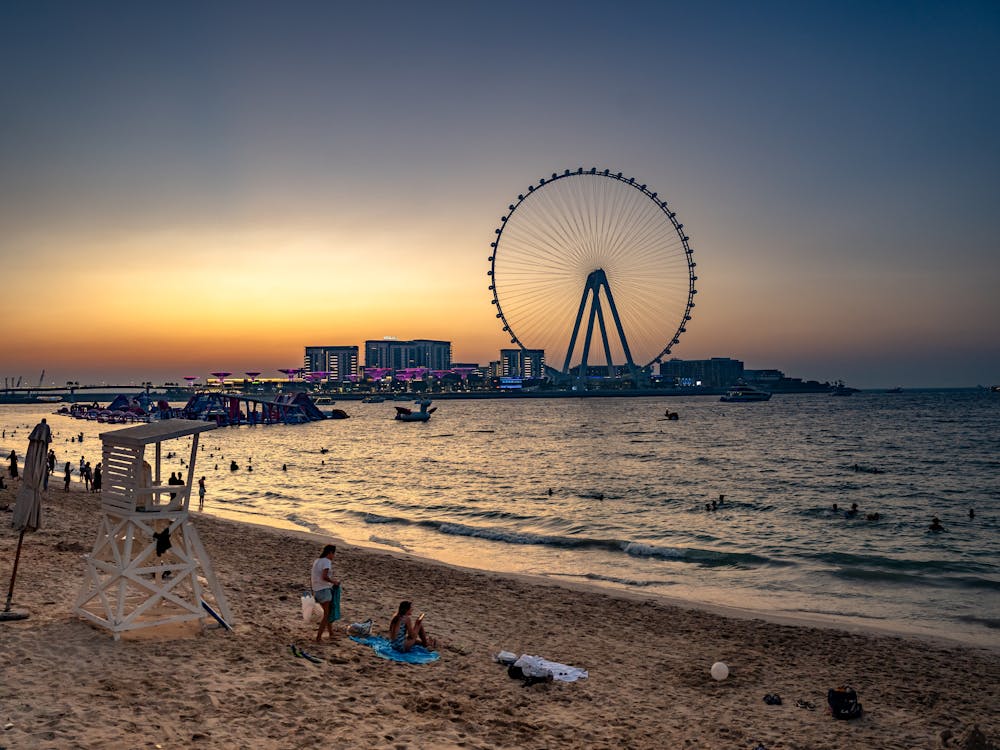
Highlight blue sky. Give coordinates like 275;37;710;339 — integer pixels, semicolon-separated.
1;1;998;387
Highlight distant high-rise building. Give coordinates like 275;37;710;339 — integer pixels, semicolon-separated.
499;348;546;378
660;357;744;388
364;338;451;374
304;346;359;382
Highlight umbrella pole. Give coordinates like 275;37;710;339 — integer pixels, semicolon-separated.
1;528;30;621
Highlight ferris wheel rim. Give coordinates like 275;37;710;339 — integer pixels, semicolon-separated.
487;168;698;370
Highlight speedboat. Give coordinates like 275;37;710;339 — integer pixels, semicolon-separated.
720;386;771;402
830;381;859;396
394;399;436;422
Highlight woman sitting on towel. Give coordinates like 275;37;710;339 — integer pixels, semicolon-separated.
389;600;436;652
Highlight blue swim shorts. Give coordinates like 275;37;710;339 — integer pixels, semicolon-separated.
314;588;333;604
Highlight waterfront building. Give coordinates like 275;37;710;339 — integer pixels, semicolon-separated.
660;357;744;388
743;369;784;384
364;338;451;374
499;348;546;379
303;346;359;382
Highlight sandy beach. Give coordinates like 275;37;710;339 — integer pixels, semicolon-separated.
1;482;997;750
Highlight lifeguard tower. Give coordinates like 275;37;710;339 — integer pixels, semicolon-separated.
75;419;233;638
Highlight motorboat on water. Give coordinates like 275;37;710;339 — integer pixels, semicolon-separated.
394;399;436;422
830;380;859;396
720;385;772;402
361;395;385;403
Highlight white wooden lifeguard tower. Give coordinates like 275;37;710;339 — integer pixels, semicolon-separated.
75;419;233;638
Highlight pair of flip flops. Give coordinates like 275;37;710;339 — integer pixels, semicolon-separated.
763;693;782;705
289;644;323;664
795;699;817;710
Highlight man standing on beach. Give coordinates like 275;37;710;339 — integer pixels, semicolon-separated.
198;476;206;511
311;544;339;643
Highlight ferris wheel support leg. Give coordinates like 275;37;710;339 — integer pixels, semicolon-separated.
563;282;593;375
578;291;601;387
594;298;616;378
599;272;636;373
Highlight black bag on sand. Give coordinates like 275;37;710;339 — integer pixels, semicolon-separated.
827;686;863;719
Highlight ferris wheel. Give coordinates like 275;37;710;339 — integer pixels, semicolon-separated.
488;168;697;378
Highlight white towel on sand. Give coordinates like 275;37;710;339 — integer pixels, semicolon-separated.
514;654;588;682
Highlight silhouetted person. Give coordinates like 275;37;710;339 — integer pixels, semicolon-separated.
928;517;944;533
845;503;859;518
832;503;839;513
230;460;238;471
969;508;975;519
8;450;18;479
63;462;71;491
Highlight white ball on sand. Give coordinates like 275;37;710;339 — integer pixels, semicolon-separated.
710;661;729;681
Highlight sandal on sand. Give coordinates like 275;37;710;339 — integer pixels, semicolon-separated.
795;699;816;710
763;693;782;705
289;644;323;664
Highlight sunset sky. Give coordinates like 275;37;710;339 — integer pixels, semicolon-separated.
2;1;998;388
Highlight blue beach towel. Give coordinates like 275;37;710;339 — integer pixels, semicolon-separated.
350;635;440;664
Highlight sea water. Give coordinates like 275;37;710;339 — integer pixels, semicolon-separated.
3;390;998;647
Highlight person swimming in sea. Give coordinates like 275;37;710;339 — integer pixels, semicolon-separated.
866;512;880;521
845;502;859;518
928;517;945;532
832;502;839;513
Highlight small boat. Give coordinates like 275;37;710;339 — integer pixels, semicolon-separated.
361;395;385;403
886;387;903;393
663;409;679;420
720;386;771;402
36;395;62;403
394;399;436;422
830;381;859;396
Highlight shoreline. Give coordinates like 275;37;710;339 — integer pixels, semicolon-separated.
202;508;999;654
3;483;998;748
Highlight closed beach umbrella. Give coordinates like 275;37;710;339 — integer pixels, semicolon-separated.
12;419;51;532
3;418;51;621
